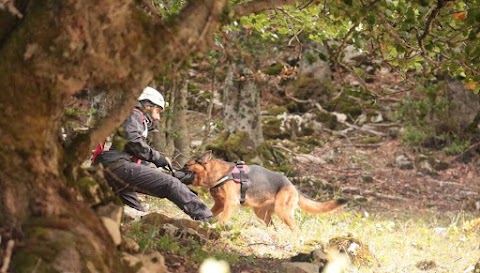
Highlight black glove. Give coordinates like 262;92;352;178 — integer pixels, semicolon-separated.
153;156;170;168
173;170;195;185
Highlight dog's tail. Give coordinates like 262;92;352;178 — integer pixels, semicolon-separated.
298;194;348;214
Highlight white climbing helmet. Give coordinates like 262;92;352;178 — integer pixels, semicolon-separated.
138;86;165;109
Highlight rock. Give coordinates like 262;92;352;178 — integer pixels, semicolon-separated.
416;260;437;270
464;265;475;273
290;248;328;264
321;251;350;273
120;235;140;253
433;227;447;236
95;202;123;246
100;217;122;246
395;154;414;170
320;150;337;163
294;154;327;165
122;252;169;273
123;205;148;222
282;262;319;273
446;77;480;133
417;160;436;176
327;235;373;266
359;175;373;183
199;258;231;273
141;252;169;273
141;213;220;240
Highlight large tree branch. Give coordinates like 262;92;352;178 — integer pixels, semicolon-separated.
233;0;300;17
64;89;140;172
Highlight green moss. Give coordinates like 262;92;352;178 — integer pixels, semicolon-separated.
296;136;324;153
329;98;363;118
304;52;318;65
263;63;284;75
11;253;57;273
265;105;288;116
357;136;382;144
315;112;338;130
257;142;295;175
188;83;201;94
207;131;257;162
262;117;289;139
402;125;430;146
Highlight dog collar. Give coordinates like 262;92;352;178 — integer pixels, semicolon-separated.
211;174;233;189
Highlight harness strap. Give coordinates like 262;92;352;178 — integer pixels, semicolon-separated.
211;174;233;189
211;162;250;204
236;164;249;204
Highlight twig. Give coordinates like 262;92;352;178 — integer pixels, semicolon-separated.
452;142;480;163
142;0;162;18
0;240;14;273
314;102;386;137
0;0;23;18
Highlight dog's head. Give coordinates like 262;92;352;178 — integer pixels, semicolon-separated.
181;150;213;188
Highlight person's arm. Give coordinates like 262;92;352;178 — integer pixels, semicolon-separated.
123;110;168;167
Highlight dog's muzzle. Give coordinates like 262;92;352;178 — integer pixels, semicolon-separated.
173;169;195;185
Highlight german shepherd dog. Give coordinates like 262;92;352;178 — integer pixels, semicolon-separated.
182;151;348;231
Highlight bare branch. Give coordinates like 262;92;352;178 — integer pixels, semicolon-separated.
166;0;227;58
0;240;14;273
0;0;23;18
64;90;139;170
418;0;455;54
142;0;162;19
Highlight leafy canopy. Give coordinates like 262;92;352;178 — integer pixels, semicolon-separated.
229;0;480;92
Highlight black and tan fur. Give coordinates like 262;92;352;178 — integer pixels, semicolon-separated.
184;151;348;231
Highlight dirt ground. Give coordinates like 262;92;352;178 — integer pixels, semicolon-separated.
301;138;480;215
155;137;480;273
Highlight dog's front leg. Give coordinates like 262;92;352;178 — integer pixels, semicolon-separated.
218;201;236;225
210;201;224;217
209;188;225;218
217;182;238;225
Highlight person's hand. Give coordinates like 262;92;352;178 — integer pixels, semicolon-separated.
153;156;169;168
173;170;195;185
165;157;172;169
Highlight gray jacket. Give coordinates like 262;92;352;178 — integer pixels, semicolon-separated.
95;104;166;166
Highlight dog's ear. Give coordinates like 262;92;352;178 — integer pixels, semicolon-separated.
197;150;213;164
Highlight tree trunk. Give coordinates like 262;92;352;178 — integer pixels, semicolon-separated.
173;79;191;167
0;0;227;271
223;61;264;152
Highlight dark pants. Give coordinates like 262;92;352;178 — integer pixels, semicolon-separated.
105;160;212;221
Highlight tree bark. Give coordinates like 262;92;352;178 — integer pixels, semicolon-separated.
224;62;264;148
0;0;300;270
173;79;191;167
0;0;227;271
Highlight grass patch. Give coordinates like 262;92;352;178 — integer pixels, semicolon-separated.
126;196;480;272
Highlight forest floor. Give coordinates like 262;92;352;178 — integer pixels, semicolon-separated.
124;135;480;273
124;64;480;272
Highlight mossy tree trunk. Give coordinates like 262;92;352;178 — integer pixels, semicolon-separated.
172;78;191;166
0;0;227;271
221;60;264;160
0;0;300;270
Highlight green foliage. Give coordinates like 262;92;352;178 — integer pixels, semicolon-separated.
392;81;469;148
442;138;470;155
402;125;431;146
262;63;284;75
228;0;479;87
151;0;186;20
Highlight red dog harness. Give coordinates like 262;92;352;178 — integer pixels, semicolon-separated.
212;161;250;204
